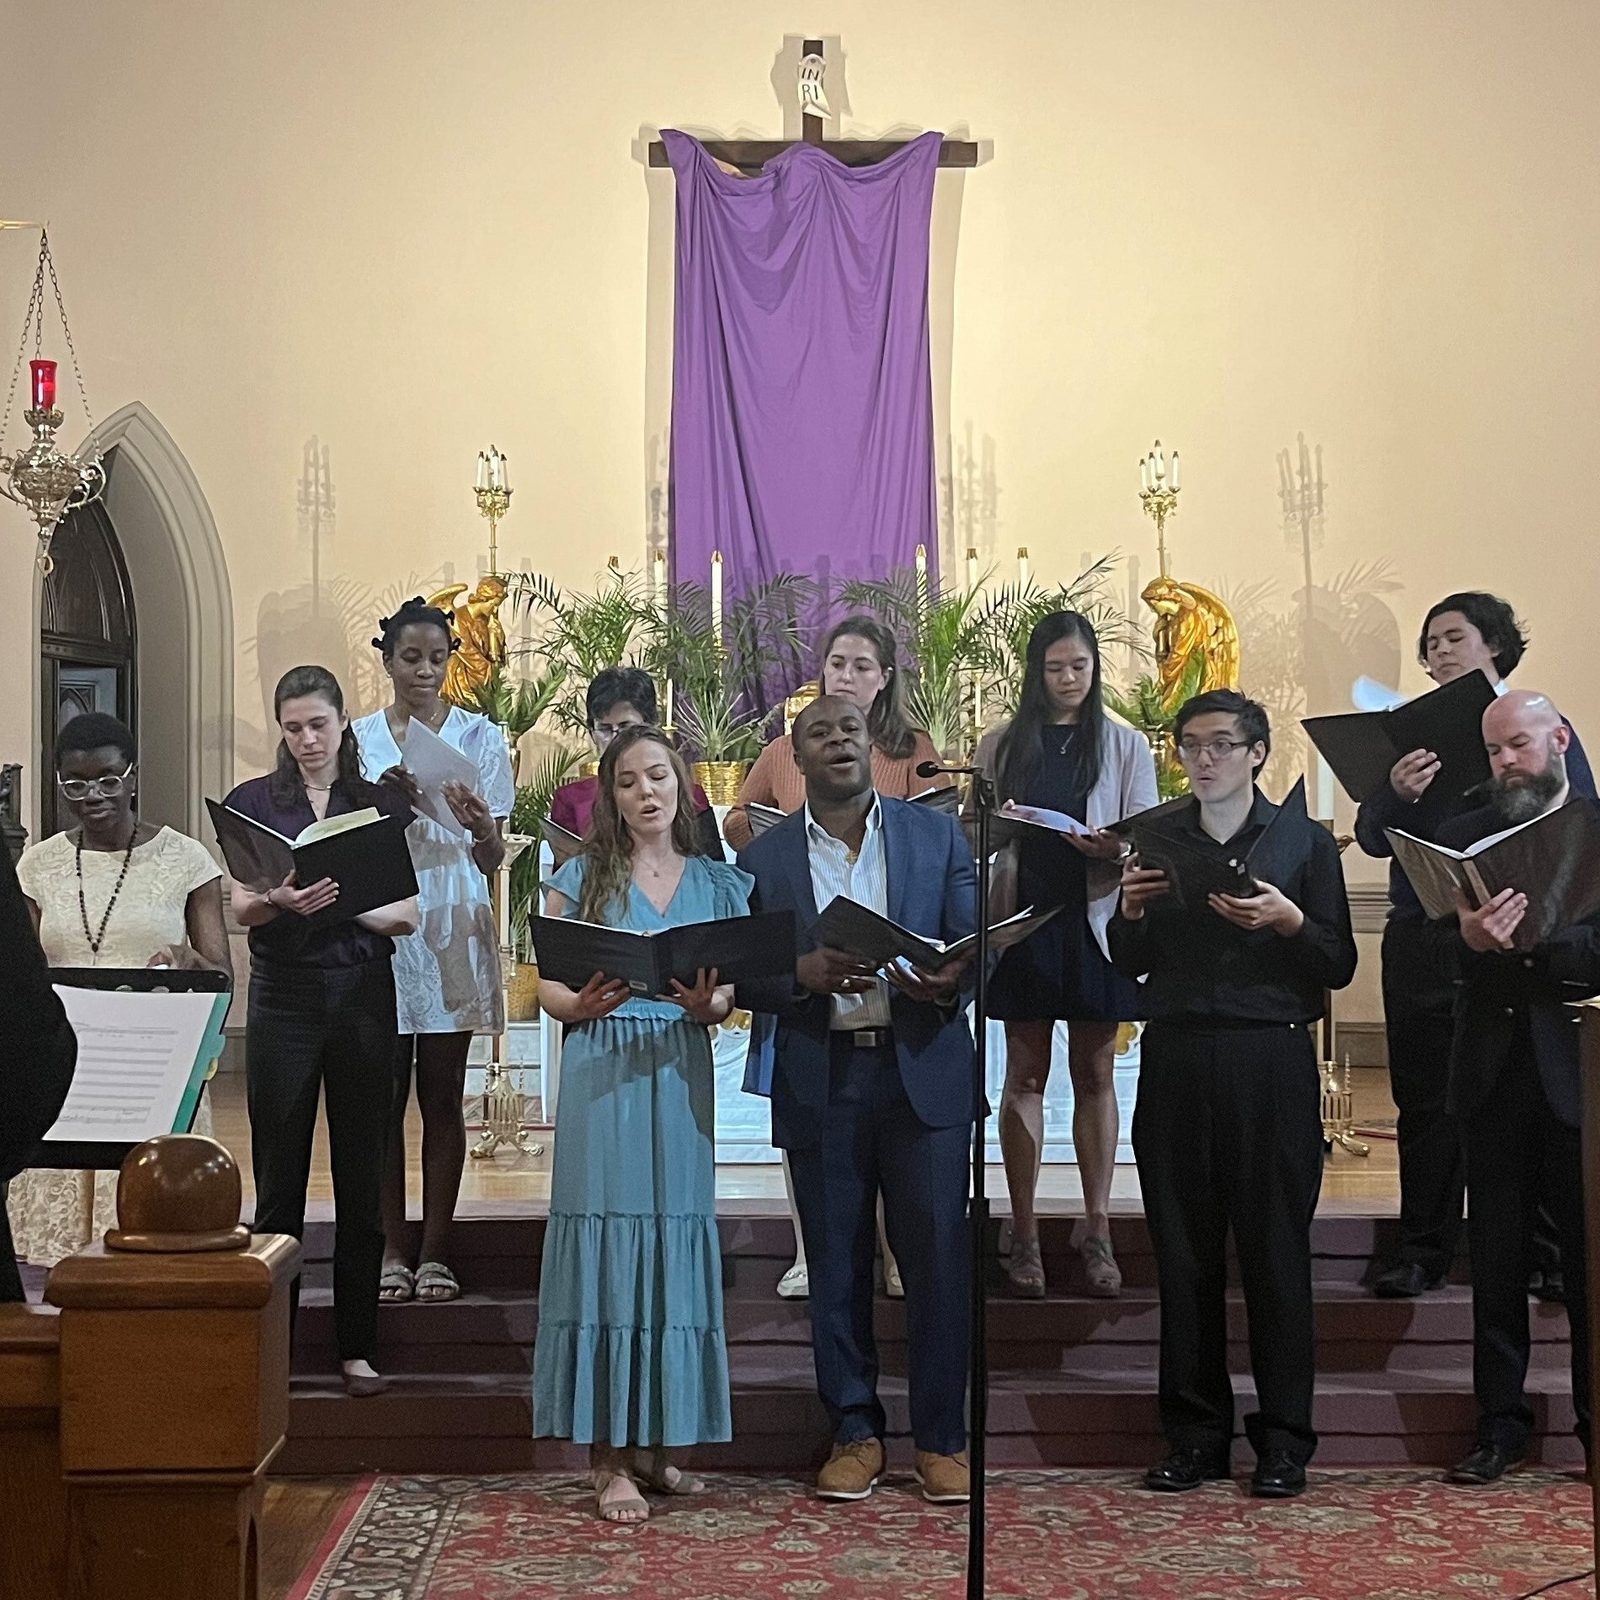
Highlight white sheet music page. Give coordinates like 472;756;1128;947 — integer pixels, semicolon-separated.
403;718;480;835
44;988;221;1143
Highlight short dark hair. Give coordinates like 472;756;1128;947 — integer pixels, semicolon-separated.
55;712;136;768
372;597;458;659
586;666;657;727
1417;592;1527;678
1173;688;1272;762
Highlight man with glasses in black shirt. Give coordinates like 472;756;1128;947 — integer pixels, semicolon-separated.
1110;690;1356;1499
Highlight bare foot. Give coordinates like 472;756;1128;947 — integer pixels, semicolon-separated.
594;1468;649;1523
633;1448;705;1495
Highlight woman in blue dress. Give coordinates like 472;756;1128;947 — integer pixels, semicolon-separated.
532;724;751;1523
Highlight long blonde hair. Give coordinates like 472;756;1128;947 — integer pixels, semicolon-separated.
576;725;704;923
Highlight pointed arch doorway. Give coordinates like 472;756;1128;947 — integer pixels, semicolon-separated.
32;403;234;839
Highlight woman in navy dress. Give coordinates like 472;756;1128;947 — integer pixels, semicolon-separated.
969;614;1157;1299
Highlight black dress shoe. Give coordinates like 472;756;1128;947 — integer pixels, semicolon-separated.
1250;1450;1307;1499
1372;1262;1443;1299
1530;1267;1566;1305
1143;1446;1232;1492
1447;1443;1525;1484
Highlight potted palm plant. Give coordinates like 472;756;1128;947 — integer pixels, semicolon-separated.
504;743;586;1020
1103;655;1206;798
644;573;817;803
463;661;567;784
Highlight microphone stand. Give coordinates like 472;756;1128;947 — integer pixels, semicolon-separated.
965;765;995;1599
920;757;993;1598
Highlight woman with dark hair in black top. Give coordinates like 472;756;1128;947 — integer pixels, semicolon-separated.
225;664;419;1396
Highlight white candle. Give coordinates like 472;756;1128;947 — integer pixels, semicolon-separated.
710;550;724;645
664;677;674;729
499;453;510;492
966;546;979;594
652;551;667;607
1140;456;1151;493
1017;546;1030;588
475;452;489;491
1154;445;1165;483
1170;451;1181;491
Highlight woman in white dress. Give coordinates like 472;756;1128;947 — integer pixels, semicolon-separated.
10;713;232;1268
352;598;513;1304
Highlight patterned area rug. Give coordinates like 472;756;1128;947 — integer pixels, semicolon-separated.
288;1469;1596;1600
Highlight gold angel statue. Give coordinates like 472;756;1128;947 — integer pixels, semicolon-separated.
1140;574;1241;709
426;575;510;707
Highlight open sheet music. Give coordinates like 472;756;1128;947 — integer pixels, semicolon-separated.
1302;670;1496;804
1385;798;1600;951
812;897;1062;971
530;909;797;993
400;717;480;835
207;798;418;924
41;984;230;1166
1124;780;1315;913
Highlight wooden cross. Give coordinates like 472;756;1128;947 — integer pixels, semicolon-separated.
647;38;979;173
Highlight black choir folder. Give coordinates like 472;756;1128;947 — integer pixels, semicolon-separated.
542;818;583;867
206;800;418;925
1124;780;1314;912
1385;798;1600;951
812;897;1063;971
1302;669;1496;805
746;786;960;838
529;909;798;994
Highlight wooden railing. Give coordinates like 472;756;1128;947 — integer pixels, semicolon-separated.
0;1137;296;1600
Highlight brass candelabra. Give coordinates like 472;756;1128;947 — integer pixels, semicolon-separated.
1320;1055;1370;1159
1138;439;1180;577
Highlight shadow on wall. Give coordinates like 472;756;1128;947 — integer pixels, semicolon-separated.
1225;558;1403;800
941;421;1002;575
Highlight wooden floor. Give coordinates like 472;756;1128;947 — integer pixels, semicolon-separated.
205;1063;1402;1218
262;1478;357;1600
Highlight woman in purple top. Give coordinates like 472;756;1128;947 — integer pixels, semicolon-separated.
225;665;419;1397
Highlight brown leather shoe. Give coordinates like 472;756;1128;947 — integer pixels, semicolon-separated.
915;1449;971;1503
817;1438;885;1500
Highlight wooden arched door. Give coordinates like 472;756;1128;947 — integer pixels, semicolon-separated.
39;501;137;839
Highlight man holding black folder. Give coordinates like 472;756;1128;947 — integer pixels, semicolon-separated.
1352;593;1595;1300
1110;690;1357;1499
1421;691;1600;1484
736;695;978;1506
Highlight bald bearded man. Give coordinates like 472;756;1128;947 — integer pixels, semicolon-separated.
1425;692;1600;1483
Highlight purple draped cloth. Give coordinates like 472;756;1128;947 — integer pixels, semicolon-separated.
662;128;942;600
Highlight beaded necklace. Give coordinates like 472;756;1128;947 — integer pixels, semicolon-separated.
76;825;138;958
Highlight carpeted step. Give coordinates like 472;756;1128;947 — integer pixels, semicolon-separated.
277;1357;1583;1475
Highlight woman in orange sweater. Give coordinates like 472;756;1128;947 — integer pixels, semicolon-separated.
727;613;951;1300
722;615;949;849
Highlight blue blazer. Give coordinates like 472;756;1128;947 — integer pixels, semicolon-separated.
735;796;979;1151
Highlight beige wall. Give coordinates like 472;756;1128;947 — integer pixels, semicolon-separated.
3;0;1596;901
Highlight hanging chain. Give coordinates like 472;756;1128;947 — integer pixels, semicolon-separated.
0;230;98;456
42;231;98;443
0;243;46;449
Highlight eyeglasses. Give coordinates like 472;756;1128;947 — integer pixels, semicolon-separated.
592;722;641;741
57;764;133;801
1176;738;1252;762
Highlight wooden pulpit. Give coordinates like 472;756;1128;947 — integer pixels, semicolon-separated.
0;1135;299;1600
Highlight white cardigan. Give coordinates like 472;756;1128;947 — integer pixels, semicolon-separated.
966;717;1159;961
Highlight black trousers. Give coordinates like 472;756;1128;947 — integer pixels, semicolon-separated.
1133;1020;1324;1462
786;1036;972;1455
1462;1050;1590;1454
246;957;397;1364
1381;920;1464;1279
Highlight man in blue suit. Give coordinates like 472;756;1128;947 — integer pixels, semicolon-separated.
737;695;978;1505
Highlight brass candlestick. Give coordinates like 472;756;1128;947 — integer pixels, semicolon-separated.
1138;439;1180;577
1320;1055;1369;1159
471;832;543;1160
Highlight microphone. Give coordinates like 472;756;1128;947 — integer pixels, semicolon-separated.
917;759;981;779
